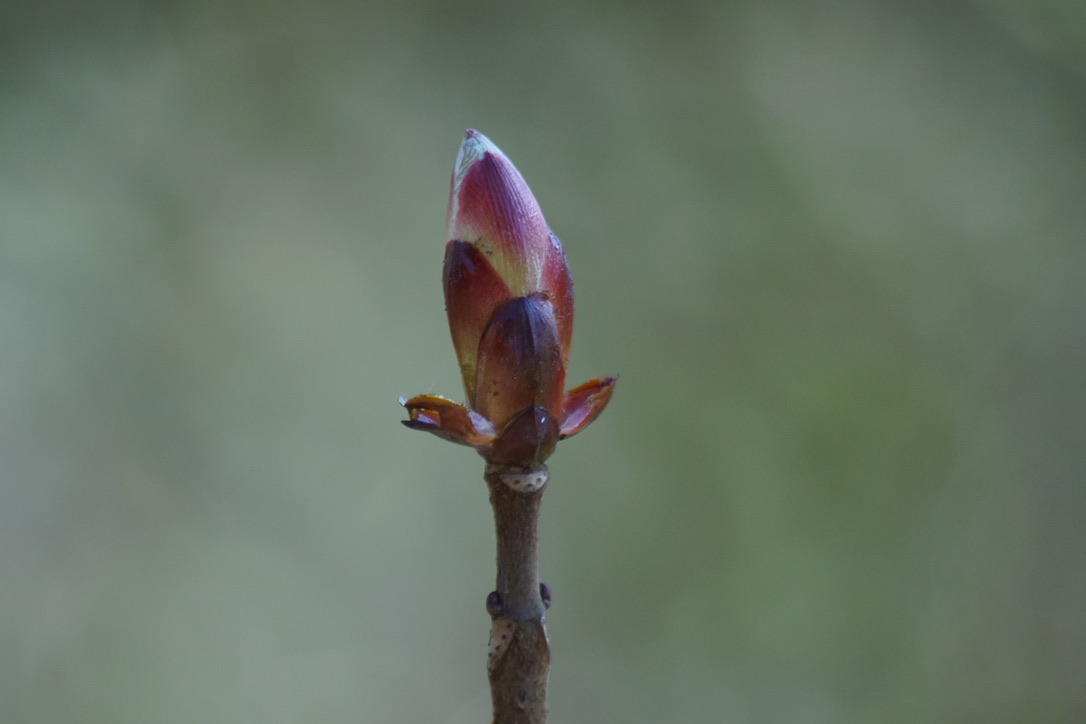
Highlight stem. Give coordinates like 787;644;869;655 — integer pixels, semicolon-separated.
484;463;551;724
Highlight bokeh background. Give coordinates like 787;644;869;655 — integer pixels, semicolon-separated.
3;0;1084;721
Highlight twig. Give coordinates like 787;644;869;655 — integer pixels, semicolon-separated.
485;464;550;723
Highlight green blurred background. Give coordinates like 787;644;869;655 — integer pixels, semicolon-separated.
3;0;1084;721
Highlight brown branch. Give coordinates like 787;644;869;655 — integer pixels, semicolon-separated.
484;463;551;724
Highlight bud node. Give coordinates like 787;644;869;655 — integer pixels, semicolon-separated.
485;462;549;494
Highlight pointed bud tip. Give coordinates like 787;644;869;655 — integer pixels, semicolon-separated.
447;130;552;297
453;129;504;190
